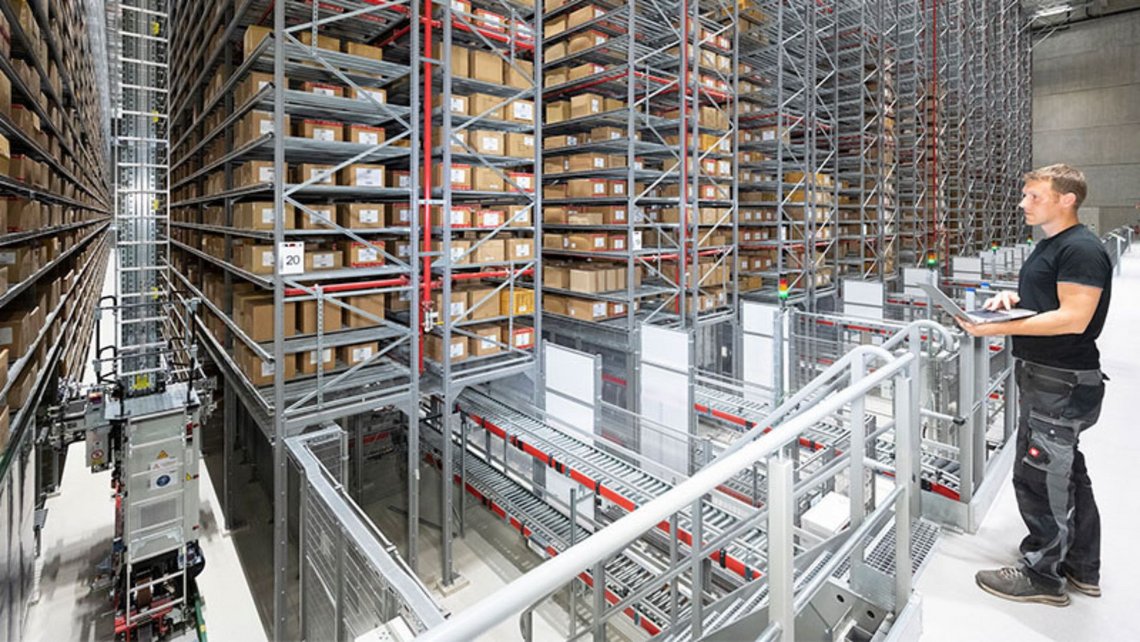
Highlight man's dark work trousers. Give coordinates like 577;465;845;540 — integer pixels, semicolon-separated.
1013;359;1106;591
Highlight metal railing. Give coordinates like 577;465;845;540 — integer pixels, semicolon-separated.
419;322;927;642
1103;226;1134;274
288;427;444;640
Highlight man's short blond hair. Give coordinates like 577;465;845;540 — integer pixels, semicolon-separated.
1023;164;1087;209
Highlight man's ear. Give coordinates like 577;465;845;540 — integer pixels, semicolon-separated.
1059;192;1078;210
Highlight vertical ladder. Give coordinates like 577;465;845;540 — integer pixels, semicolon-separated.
113;0;170;396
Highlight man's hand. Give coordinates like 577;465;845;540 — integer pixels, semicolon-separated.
956;316;990;337
983;291;1021;311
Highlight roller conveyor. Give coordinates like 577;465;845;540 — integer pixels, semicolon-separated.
458;390;772;584
423;427;690;636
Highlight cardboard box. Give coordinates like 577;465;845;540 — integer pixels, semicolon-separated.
506;100;535;124
436;44;471;77
567;153;608;172
504;59;534;89
472;129;505;156
298;348;335;375
298;299;344;334
0;134;9;176
241;245;276;274
569;268;604;293
339;341;380;367
544;265;569;289
506;133;534;158
570;93;604;118
567;4;604;27
507;205;532;227
344;41;383;61
506;238;534;261
469;93;504;120
472;209;504;228
566;233;608;251
239;161;276;186
546;101;571;123
431;206;471;228
304;248;343;271
343;241;386;267
339;164;386;187
500;289;535;315
432;290;468;322
567;297;608;321
472;167;504;192
343;294;386;328
507;172;535;193
350;87;388;105
542;233;566;250
567;179;608;198
433;164;471;191
469;325;503;356
296;119;344;142
237;344;297;387
302;82;343;98
235;202;296;230
243;25;272;58
235;294;297;341
294;163;335;185
438;94;469;115
471;238;505;264
509;327;535;350
465;287;501;320
345;124;385;145
299;31;340;53
425;333;467;363
338;203;385;229
432;240;472;264
470;50;504;84
298;204;336;229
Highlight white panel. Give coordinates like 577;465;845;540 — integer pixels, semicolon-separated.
742;335;774;388
640;325;690;371
639;363;690;473
545;472;595;529
952;256;982;279
544;394;593;441
742;301;778;335
903;268;938;296
845;303;884;321
544;343;595;403
843;280;884;308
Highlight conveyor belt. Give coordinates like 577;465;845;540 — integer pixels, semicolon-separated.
459;390;770;583
423;429;690;636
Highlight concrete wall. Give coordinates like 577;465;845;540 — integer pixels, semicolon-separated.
1032;11;1140;234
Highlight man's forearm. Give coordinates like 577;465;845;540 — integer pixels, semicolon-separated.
981;308;1086;337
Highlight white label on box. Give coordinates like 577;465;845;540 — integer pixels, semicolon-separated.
259;119;275;135
484;137;501;152
450;211;466;225
614;208;627;221
451;0;466;11
356;168;383;186
613;183;626;194
353;346;374;361
763;130;776;141
396;174;412;187
567;135;578;145
514;332;531;347
278;242;303;273
613;238;626;249
592;182;605;194
315;127;336;142
259;166;275;182
515;243;531;257
450;248;465;261
261;207;274;224
310;349;333;364
450;168;466;183
632;231;643;250
395;207;411;223
0;251;16;265
481;336;496;350
309;169;331;184
313;86;337;97
450;342;465;358
513;102;534;120
450;302;465;317
360;131;380;145
313;253;336;268
359;247;380;262
260;361;274;377
450;97;465;112
523;135;534;147
591;98;600;112
593;237;606;248
593;303;607;317
398;244;410;257
516;175;533;190
358;89;386;104
361;208;381;224
593;157;605;168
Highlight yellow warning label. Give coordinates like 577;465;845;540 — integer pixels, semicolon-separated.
186;473;193;481
157;450;170;460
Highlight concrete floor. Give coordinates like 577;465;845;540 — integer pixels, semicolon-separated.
916;249;1140;641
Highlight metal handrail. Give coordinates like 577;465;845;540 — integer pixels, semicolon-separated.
418;348;917;641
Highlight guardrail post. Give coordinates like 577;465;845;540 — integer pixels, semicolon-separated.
592;560;607;641
893;375;914;605
768;456;795;642
849;352;867;542
690;499;705;639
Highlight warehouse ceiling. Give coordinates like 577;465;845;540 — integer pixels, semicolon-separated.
1023;0;1140;29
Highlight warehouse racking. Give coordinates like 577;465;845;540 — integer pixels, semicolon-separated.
0;0;113;637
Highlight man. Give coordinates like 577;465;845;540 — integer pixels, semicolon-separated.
957;164;1112;607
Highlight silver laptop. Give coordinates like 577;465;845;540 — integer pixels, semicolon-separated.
917;283;1037;324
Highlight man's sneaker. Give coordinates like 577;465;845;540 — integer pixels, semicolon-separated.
1063;569;1101;597
975;567;1070;606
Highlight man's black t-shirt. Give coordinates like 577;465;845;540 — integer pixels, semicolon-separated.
1012;224;1112;370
